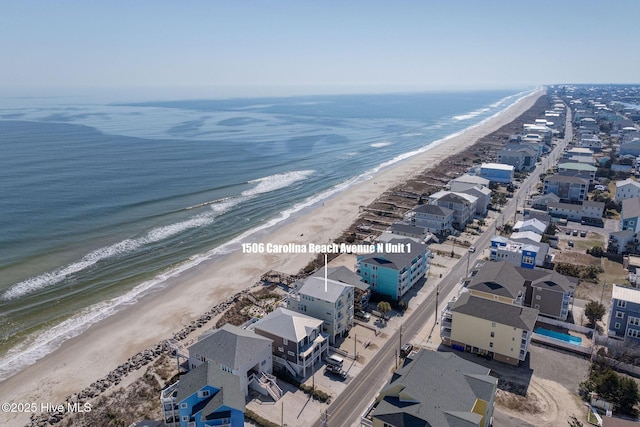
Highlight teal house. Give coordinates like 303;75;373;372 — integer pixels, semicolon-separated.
357;238;430;300
161;361;245;427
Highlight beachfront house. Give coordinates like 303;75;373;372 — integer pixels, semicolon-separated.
497;144;538;171
440;292;537;366
403;204;454;235
386;223;430;242
187;324;278;399
608;284;640;342
464;261;573;321
615;179;640;203
357;238;430;300
449;174;490;192
311;266;370;312
287;276;354;345
428;191;478;230
161;361;245;427
370;349;497;427
478;163;514;184
251;307;328;378
543;174;589;202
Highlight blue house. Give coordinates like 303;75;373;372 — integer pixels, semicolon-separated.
478;163;514;184
608;285;640;342
161;361;245;427
357;238;430;300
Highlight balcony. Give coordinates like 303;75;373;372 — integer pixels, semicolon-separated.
440;326;452;338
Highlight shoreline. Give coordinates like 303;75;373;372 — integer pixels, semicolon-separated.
0;89;544;426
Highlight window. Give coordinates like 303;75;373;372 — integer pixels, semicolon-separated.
616;311;625;319
491;322;496;327
536;294;541;300
534;304;540;309
182;416;189;421
615;322;621;329
288;351;295;356
489;342;494;348
283;338;288;345
630;317;640;326
490;331;495;338
181;403;188;409
618;300;627;308
278;347;284;353
628;329;640;338
523;256;535;265
261;360;266;366
198;390;210;398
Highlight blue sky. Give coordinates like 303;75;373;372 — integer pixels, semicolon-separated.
2;1;639;98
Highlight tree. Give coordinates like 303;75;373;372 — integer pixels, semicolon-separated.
584;300;606;326
587;246;605;258
616;376;640;414
377;301;392;321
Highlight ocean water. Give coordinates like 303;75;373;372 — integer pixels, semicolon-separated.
0;89;533;379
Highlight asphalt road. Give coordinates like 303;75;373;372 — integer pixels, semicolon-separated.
311;107;573;427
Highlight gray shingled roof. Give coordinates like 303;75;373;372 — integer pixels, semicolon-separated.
176;361;245;414
518;268;573;293
189;324;272;371
388;223;427;235
412;204;454;216
312;266;368;290
372;350;496;426
297;276;352;303
468;261;571;296
466;262;524;299
450;293;538;331
252;307;323;343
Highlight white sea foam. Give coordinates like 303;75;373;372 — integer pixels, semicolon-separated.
453;107;491;121
370;142;392;148
242;170;314;197
2;171;314;301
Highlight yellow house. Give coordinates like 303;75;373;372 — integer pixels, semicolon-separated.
370;349;497;427
441;292;538;366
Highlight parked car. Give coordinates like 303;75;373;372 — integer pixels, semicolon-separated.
572;229;578;236
568;240;574;247
469;246;476;253
400;343;414;357
580;230;587;237
565;228;571;235
325;364;347;379
355;310;371;322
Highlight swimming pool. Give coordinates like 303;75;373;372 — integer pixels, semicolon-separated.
535;327;582;346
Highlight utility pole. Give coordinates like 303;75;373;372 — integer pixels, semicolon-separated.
354;333;357;359
399;324;403;356
281;401;284;427
435;283;439;325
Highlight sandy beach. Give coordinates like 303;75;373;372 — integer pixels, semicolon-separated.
0;89;543;426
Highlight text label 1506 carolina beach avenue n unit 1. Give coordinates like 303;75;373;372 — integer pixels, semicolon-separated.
240;242;412;254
